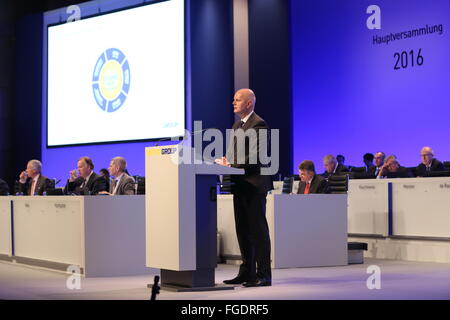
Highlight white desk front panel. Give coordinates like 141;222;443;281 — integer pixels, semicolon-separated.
12;197;83;266
392;178;450;238
0;198;12;255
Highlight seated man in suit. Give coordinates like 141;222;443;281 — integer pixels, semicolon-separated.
416;146;445;177
0;178;10;195
17;160;53;196
321;155;347;178
65;156;107;195
368;151;385;177
99;157;135;195
297;160;328;194
378;156;412;178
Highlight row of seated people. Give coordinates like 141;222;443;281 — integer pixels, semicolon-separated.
2;156;137;196
322;147;449;179
294;147;449;194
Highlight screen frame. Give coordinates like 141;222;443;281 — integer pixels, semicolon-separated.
45;0;187;148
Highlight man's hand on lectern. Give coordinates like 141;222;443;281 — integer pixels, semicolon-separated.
215;157;231;167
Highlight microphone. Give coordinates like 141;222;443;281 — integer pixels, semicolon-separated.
150;275;160;300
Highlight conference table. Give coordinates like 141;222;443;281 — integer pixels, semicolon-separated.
0;195;153;277
218;182;349;269
2;177;450;276
348;177;450;238
347;177;450;263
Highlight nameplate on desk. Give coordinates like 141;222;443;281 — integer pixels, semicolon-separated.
358;185;376;190
402;185;415;189
54;203;66;209
439;183;450;189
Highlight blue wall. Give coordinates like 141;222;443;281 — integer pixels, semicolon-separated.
291;0;450;172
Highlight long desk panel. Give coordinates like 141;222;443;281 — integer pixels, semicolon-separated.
0;199;12;256
348;179;389;237
391;178;450;238
0;196;153;277
218;193;348;268
13;197;83;266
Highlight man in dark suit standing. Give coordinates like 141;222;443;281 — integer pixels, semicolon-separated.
65;156;107;195
321;155;347;178
297;160;328;194
416;146;445;177
216;88;273;287
17;160;53;196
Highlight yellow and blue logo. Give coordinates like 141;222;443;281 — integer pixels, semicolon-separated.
92;48;130;113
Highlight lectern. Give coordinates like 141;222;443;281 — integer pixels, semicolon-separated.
145;144;243;291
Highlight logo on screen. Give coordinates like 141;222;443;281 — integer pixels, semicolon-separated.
92;48;130;113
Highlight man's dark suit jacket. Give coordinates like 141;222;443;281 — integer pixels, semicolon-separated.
321;163;348;179
367;165;382;177
0;178;9;195
66;172;107;195
416;159;445;177
229;112;273;194
297;174;328;194
19;175;53;195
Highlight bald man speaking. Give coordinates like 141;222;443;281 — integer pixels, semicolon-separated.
216;89;273;287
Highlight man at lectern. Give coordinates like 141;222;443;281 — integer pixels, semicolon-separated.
215;88;273;287
65;156;107;195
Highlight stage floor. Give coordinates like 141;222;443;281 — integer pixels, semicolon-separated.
1;258;449;300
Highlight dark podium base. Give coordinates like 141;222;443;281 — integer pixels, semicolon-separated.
148;283;234;293
155;268;235;292
147;269;235;292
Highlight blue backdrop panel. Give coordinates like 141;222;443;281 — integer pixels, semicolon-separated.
291;0;450;171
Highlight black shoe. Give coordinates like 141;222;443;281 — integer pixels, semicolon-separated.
242;278;272;287
223;276;249;285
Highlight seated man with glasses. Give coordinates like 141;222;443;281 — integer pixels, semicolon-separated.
416;147;445;177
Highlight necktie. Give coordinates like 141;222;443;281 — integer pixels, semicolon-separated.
80;178;86;193
233;121;245;165
30;179;36;196
304;183;310;194
112;179;118;195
